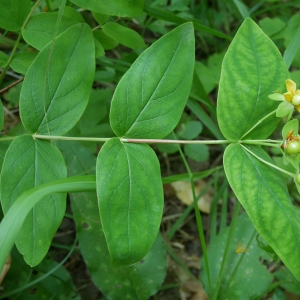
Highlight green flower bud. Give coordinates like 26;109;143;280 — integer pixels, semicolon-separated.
285;141;300;155
296;174;300;184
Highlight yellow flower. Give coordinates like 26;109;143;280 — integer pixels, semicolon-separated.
269;79;300;113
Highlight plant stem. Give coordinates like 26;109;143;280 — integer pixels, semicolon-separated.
0;136;17;142
32;134;230;144
0;33;22;85
0;78;24;94
213;201;241;300
123;138;230;144
242;139;281;144
241;140;281;148
33;134;111;142
175;133;212;296
240;109;277;139
240;144;295;178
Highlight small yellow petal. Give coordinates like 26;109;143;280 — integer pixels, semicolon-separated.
295;105;300;113
284;92;293;102
286;79;297;95
296;90;300;96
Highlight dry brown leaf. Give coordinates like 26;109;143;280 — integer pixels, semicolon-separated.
171;180;214;213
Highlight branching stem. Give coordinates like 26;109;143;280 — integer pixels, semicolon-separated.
240;144;295;178
240;109;277;139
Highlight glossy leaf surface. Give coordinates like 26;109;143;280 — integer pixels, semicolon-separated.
0;0;30;31
69;0;144;17
20;24;95;136
217;18;289;141
110;23;195;139
59;140;167;300
96;138;164;266
224;143;300;280
0;135;67;266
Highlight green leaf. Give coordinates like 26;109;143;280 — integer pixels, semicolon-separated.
110;22;195;139
20;24;95;136
258;17;286;38
0;51;8;68
0;175;96;271
10;52;38;75
59;141;167;300
22;12;83;51
69;0;144;17
1;247;79;299
0;135;67;266
224;143;300;281
92;12;109;25
96;138;164;266
217;18;289;141
0;0;31;31
0;100;4;132
177;120;203;139
282;119;298;139
201;213;273;299
94;38;105;57
102;22;145;49
93;30;119;50
0;140;10;170
184;144;209;162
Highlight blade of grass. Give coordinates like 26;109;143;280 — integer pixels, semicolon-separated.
283;25;300;69
162;166;222;184
144;1;232;40
0;238;78;299
219;187;228;232
212;201;241;300
190;70;217;118
187;98;224;141
166;244;197;280
253;2;300;16
0;175;96;270
233;0;250;19
173;132;212;296
210;177;228;243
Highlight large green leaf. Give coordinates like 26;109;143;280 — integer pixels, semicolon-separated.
110;22;195;139
58;140;167;300
96;138;164;267
224;143;300;281
0;135;67;266
22;12;82;50
201;213;273;299
217;18;288;142
69;0;144;17
19;23;95;136
0;0;31;31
